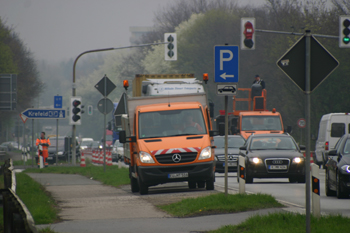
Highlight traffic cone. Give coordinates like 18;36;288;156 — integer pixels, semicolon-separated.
92;149;96;164
99;150;103;164
80;151;86;167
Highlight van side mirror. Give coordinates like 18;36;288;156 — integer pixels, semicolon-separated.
119;130;136;143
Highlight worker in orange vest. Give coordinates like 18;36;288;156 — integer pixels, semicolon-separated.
36;132;50;166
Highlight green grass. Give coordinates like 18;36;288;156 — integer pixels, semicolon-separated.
158;193;284;217
24;164;130;187
208;212;350;233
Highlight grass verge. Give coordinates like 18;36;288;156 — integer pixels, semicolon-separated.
158;192;284;217
24;164;130;187
208;212;350;233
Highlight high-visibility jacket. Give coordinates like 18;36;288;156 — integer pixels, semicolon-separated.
36;138;51;158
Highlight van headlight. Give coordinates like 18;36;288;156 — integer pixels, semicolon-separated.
199;147;211;160
57;151;63;155
139;151;155;163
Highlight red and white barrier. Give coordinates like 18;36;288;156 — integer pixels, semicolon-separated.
80;151;86;167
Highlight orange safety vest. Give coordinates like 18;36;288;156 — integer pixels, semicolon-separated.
36;138;51;158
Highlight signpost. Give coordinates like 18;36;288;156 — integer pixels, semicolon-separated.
95;75;117;172
214;45;239;196
21;109;66;119
277;31;339;233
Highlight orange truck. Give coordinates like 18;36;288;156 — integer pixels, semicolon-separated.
119;93;216;195
216;86;290;139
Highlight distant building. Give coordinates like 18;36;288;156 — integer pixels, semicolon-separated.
129;26;153;45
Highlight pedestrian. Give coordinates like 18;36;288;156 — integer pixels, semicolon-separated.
252;75;265;89
36;132;50;166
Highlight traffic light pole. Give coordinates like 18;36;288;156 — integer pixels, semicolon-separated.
255;29;339;39
72;42;167;166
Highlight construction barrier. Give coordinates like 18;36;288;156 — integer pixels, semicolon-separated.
80;151;86;167
302;151;314;163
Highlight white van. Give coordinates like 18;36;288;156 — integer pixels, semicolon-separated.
314;113;350;167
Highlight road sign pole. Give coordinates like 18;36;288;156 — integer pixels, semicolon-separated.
305;30;311;233
224;95;228;196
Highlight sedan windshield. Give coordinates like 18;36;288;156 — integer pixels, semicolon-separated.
250;137;297;150
139;108;206;139
214;137;245;148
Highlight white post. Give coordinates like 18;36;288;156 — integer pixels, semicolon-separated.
311;163;321;218
39;156;44;169
239;155;245;194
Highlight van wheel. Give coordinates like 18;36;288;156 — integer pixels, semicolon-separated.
129;167;139;193
197;181;205;189
188;181;196;189
138;177;148;195
206;179;214;190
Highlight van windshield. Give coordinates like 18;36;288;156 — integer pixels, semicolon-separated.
241;116;282;131
138;108;207;139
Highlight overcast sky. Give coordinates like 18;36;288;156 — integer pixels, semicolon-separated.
1;0;264;62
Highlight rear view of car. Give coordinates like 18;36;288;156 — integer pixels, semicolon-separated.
214;135;245;173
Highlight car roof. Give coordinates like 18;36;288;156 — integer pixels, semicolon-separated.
249;133;290;138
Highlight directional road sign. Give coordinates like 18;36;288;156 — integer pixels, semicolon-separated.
54;96;62;108
277;35;339;92
214;46;239;83
21;108;66;119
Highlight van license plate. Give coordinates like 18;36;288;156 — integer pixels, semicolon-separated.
223;162;237;167
268;165;287;170
168;173;188;179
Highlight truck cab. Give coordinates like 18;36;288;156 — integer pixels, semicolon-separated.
119;93;216;195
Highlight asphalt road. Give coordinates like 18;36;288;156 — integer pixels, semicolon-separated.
26;173;286;233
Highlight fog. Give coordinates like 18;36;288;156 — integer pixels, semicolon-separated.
1;0;265;62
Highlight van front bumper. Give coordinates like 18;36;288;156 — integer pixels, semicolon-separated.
137;161;215;186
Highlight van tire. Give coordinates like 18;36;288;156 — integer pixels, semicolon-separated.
130;167;139;193
197;181;205;189
137;168;148;195
206;179;214;190
188;181;196;189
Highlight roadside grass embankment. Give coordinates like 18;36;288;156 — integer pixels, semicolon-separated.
1;159;349;233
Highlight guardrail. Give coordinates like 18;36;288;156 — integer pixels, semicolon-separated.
1;159;38;233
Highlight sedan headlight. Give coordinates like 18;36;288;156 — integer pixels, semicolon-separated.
57;151;63;155
139;151;155;163
292;157;304;164
249;157;262;164
341;165;350;173
199;147;212;160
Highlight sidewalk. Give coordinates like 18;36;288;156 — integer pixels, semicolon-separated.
27;173;287;233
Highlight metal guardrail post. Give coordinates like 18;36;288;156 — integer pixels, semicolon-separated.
1;159;38;233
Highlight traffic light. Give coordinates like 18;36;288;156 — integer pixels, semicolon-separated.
241;17;256;50
88;105;93;115
70;97;82;125
164;33;177;61
339;16;350;48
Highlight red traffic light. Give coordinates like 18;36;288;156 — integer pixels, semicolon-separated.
243;21;254;48
72;100;81;107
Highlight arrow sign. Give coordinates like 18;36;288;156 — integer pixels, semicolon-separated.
214;45;239;83
21;108;66;119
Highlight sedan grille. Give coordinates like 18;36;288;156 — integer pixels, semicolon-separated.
265;158;290;173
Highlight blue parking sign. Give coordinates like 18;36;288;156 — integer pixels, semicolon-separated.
214;46;239;83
